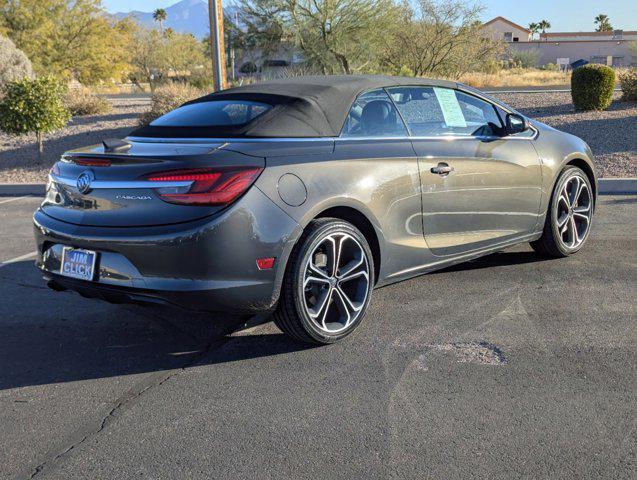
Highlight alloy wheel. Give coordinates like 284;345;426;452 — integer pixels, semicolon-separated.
302;233;370;334
556;174;592;249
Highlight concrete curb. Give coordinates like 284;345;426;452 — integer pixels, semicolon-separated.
598;178;637;195
1;178;636;197
0;183;46;196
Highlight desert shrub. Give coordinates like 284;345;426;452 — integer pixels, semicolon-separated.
618;68;637;101
0;36;34;90
138;82;205;126
397;65;415;77
571;64;616;111
542;63;559;71
507;49;541;69
64;88;112;116
0;76;71;161
239;62;258;74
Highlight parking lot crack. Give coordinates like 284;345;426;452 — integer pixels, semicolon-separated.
28;332;231;479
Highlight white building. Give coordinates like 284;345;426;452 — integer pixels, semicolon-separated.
481;17;637;67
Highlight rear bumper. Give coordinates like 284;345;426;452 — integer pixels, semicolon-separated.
33;187;303;313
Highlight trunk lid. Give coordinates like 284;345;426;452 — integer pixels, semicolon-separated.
42;140;265;227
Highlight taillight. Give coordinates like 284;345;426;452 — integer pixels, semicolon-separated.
145;167;263;206
73;157;112;167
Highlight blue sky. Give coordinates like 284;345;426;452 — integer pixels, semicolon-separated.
103;0;637;32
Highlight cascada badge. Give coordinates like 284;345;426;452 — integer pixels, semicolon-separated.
76;170;95;194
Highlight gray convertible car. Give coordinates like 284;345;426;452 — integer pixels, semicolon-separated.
34;75;597;344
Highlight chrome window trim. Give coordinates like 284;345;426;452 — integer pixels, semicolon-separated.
126;136;336;144
50;174;193;190
127;129;538;144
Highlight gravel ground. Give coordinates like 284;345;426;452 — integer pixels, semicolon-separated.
0;98;149;184
0;92;634;183
493;91;637;178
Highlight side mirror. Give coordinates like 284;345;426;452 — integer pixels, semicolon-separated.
505;113;530;135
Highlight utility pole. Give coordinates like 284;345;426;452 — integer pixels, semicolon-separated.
208;0;227;91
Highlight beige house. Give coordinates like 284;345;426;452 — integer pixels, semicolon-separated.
481;16;637;67
482;17;532;43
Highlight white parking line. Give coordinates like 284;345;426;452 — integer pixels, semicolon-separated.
0;251;37;269
0;196;27;205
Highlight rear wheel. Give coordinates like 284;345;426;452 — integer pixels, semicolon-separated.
273;218;374;344
531;166;594;257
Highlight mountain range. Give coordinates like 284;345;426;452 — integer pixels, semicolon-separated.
114;0;211;38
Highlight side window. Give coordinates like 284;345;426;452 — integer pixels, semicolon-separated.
387;86;504;137
455;90;504;136
341;89;408;137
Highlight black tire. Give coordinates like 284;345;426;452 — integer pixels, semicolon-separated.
531;166;594;257
273;218;374;345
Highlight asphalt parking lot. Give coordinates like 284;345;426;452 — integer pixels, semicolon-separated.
1;195;635;479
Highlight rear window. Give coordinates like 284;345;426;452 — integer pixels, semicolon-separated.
150;100;271;127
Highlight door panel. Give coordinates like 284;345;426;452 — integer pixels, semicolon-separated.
413;137;542;256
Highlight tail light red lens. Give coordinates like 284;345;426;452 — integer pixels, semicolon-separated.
145;167;263;206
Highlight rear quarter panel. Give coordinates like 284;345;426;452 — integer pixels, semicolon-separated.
249;139;429;283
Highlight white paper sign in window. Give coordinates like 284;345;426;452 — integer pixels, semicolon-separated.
433;88;467;128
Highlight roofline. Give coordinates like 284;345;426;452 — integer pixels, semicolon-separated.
523;39;633;44
541;30;637;37
482;16;531;33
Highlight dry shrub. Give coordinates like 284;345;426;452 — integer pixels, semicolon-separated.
139;82;206;126
618;68;637;101
0;36;34;92
459;68;571;88
64;88;112;116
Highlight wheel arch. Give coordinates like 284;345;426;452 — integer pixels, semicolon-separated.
312;206;382;284
565;158;597;203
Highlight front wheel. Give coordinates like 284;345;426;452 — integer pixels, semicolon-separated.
531;166;594;257
273;218;374;344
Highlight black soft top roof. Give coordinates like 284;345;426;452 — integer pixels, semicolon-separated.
131;75;458;139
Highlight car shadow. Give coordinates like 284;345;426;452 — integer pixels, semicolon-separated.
432;250;553;274
0;249;549;391
0;261;311;391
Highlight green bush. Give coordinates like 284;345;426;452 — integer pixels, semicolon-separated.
571;64;616;111
618;68;637;101
508;49;541;69
0;76;70;161
138;82;205;126
65;88;112;116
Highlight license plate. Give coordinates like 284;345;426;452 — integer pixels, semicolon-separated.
60;247;97;281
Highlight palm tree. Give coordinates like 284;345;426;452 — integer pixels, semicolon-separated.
538;20;551;40
153;8;168;34
528;22;540;41
594;14;613;32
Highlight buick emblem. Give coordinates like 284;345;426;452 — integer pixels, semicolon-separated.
76;170;95;194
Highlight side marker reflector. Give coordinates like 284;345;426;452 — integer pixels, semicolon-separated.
256;257;275;270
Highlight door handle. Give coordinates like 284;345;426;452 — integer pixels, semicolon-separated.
430;163;454;175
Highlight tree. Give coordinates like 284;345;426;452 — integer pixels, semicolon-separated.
237;0;403;74
220;4;285;66
0;76;71;161
528;22;540;41
594;14;613;32
0;0;137;85
380;0;503;78
0;35;33;89
131;27;206;91
538;19;551;36
153;8;167;33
